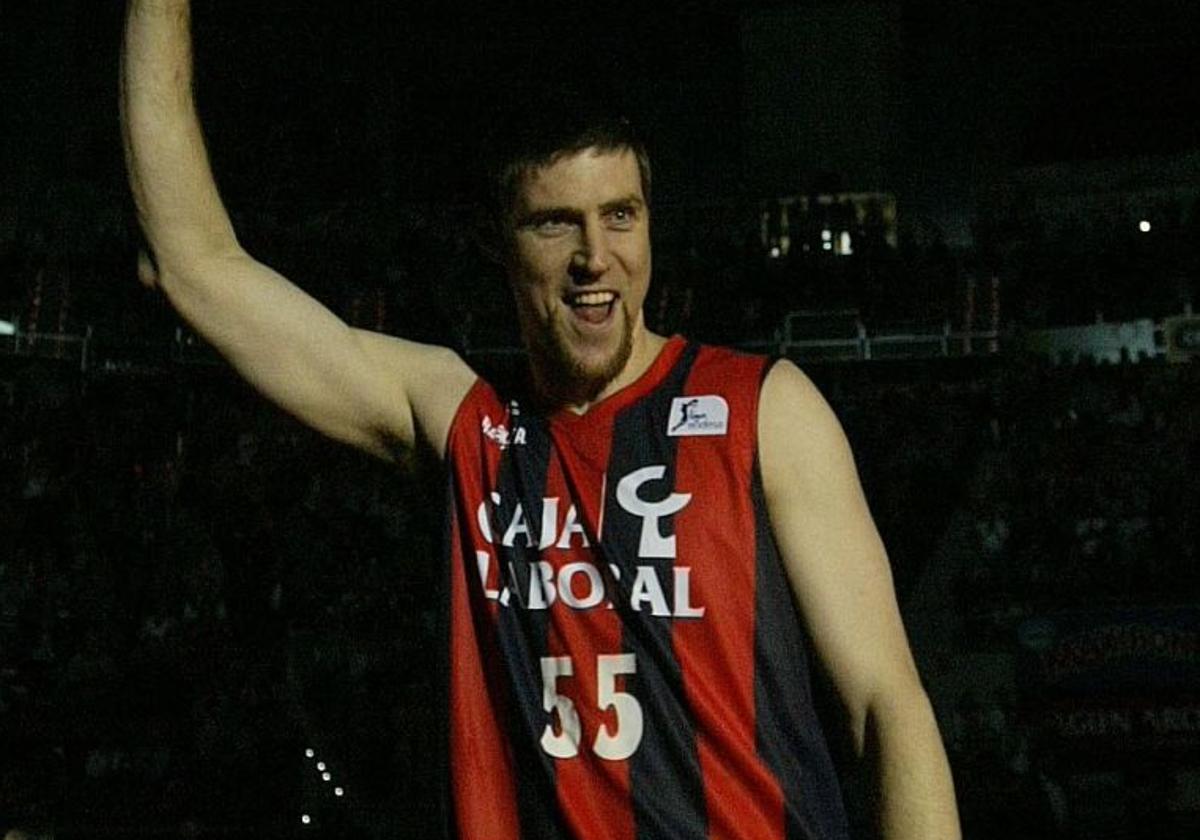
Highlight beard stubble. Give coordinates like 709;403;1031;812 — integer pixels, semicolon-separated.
527;298;636;406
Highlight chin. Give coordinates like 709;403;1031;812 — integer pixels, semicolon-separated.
573;344;629;387
535;305;635;402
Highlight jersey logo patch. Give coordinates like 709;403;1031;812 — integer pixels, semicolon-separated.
667;395;729;437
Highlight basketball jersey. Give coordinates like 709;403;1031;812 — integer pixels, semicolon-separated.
444;336;850;840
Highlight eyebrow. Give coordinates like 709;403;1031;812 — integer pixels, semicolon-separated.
514;206;578;227
600;195;646;213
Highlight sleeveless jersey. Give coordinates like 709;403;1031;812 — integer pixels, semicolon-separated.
444;337;850;840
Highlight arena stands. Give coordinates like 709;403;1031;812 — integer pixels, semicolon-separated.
3;210;1199;837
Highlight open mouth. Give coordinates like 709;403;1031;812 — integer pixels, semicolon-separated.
564;290;617;325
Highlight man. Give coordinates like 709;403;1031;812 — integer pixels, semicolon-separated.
121;2;960;838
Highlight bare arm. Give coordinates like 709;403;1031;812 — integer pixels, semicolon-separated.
759;361;960;839
121;0;474;460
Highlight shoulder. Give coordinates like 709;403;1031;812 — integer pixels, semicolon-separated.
758;358;840;437
757;359;858;498
759;358;826;417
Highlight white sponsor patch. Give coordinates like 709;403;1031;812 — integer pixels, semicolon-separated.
666;395;729;437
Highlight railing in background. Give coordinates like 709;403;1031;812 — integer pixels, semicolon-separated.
0;327;92;372
778;309;1003;362
3;310;1190;374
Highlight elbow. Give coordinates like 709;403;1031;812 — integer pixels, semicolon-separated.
143;222;242;278
850;675;937;759
143;231;244;296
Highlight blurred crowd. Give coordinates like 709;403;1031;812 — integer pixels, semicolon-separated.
940;358;1200;840
3;203;1199;837
4;348;1196;837
956;358;1200;629
1;369;443;836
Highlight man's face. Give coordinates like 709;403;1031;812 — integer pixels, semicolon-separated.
506;147;651;402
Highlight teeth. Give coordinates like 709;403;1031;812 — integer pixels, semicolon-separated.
569;291;616;306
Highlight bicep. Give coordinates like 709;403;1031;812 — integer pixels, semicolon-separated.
122;5;477;461
758;361;922;739
162;250;475;462
352;328;477;457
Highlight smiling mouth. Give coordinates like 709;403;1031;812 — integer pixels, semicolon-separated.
564;290;618;325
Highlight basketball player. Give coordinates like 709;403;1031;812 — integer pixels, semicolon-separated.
121;2;960;837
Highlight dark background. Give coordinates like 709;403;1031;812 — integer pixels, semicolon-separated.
3;1;1200;838
6;0;1199;238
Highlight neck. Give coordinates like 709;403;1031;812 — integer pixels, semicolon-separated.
534;328;668;415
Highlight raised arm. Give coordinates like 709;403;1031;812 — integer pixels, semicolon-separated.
120;0;475;460
758;361;960;839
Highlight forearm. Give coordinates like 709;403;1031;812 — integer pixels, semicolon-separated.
863;691;961;840
121;0;239;275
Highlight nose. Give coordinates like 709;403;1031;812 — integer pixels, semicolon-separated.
569;218;610;282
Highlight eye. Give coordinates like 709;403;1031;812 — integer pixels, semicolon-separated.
524;213;576;237
605;205;638;229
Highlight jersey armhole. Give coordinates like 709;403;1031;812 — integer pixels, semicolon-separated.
441;376;488;462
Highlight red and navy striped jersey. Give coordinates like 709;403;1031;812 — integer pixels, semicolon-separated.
445;337;850;840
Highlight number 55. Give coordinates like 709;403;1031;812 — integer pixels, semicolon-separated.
540;653;644;761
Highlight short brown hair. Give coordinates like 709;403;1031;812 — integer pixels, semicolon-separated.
478;84;652;231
